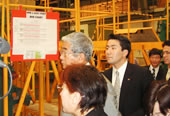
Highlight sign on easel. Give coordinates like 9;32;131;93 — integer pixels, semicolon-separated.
11;10;59;61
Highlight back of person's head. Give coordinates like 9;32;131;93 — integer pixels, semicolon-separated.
145;80;170;115
108;34;131;58
61;32;93;62
61;64;107;113
162;40;170;47
149;48;162;58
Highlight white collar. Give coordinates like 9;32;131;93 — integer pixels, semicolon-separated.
112;60;128;73
86;62;90;65
149;65;159;70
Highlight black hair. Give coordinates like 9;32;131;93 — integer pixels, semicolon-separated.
144;80;170;115
149;48;162;58
162;40;170;47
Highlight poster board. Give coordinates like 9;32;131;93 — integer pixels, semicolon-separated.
11;10;59;61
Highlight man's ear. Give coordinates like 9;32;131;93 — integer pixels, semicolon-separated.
123;49;128;58
77;53;86;63
72;92;82;105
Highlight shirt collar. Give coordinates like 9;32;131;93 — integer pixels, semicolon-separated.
112;60;128;87
113;60;128;73
149;65;160;71
86;62;90;65
168;68;170;73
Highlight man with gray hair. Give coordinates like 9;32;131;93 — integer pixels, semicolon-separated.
60;32;93;69
60;32;120;116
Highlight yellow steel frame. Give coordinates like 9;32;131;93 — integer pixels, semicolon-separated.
87;0;169;69
3;0;82;116
1;0;9;116
1;0;170;115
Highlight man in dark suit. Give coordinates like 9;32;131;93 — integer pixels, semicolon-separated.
103;34;153;116
162;40;170;81
145;48;166;80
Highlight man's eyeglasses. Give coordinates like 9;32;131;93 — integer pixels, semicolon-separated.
60;49;73;57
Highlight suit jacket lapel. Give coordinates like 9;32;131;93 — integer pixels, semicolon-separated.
119;63;133;109
146;65;149;70
104;68;113;82
156;66;163;80
158;67;168;80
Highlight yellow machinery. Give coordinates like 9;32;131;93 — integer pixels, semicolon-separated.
0;0;169;116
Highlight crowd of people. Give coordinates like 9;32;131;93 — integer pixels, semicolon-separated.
58;32;170;116
1;26;169;115
0;31;167;115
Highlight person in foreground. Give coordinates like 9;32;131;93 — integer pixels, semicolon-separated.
144;80;170;116
60;64;108;116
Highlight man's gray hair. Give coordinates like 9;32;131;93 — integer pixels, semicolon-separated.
62;32;93;62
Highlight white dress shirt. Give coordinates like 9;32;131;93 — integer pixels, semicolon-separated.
112;61;128;87
149;65;160;78
166;68;170;81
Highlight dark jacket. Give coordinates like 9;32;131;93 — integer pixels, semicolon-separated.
86;108;108;116
103;63;153;116
144;65;166;80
